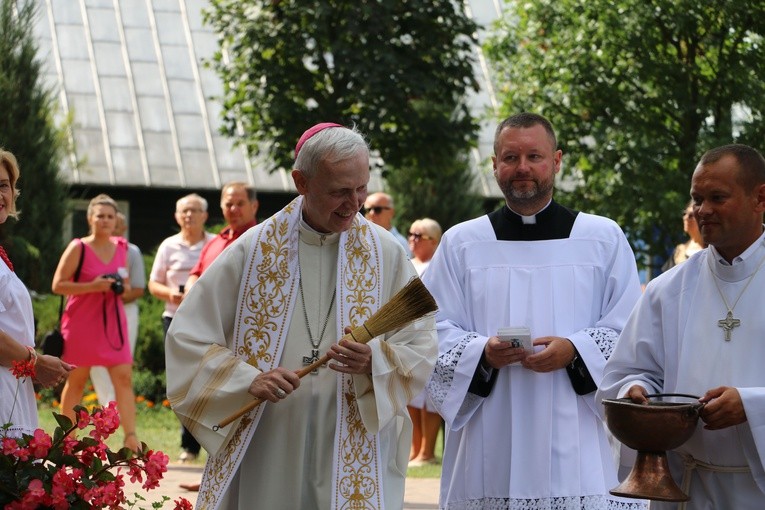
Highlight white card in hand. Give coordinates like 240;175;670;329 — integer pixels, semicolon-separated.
497;326;533;355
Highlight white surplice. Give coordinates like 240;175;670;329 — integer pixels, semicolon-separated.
598;231;765;509
166;197;437;510
423;210;644;510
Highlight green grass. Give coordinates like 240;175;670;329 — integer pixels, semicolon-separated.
406;427;444;479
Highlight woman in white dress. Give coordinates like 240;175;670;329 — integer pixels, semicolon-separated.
0;149;73;438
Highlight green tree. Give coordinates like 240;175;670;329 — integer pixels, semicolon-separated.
203;0;480;178
485;0;765;269
0;0;69;290
384;100;483;232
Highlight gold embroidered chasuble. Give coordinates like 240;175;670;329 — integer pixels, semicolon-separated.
180;196;422;510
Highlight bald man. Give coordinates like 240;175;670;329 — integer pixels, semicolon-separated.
364;192;411;256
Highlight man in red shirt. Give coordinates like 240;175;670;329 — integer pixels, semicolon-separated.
186;182;259;288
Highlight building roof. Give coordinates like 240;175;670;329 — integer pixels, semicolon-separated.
35;0;502;197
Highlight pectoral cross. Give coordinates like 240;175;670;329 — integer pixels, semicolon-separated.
717;311;741;342
302;349;325;375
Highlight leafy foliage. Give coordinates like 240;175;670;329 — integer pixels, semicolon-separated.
0;0;70;289
485;0;765;267
384;104;483;231
203;0;480;192
1;402;186;509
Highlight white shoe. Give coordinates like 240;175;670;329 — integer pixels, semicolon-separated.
179;450;198;463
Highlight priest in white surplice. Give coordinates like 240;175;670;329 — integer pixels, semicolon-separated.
423;113;644;510
165;124;437;510
598;144;765;509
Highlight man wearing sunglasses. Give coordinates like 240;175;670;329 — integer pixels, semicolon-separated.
364;192;411;257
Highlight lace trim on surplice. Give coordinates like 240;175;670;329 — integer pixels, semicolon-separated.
585;327;618;360
427;333;482;415
444;495;647;510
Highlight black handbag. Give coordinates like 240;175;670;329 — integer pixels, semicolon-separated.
41;241;84;357
40;328;64;357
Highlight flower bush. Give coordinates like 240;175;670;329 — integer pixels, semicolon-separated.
1;356;192;509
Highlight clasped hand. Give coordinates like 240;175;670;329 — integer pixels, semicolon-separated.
34;355;75;388
483;335;575;372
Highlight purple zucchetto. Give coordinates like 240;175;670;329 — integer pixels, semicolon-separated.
294;122;344;158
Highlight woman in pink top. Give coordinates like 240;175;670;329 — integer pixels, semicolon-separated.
52;194;139;452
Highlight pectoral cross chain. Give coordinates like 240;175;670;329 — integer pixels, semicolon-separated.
717;311;741;342
302;348;326;375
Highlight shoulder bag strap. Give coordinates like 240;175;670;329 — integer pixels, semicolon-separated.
73;239;85;282
60;239;86;324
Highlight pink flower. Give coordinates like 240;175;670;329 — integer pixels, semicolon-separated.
27;429;52;458
2;404;173;509
128;461;144;484
8;479;50;510
2;436;19;455
141;449;169;489
89;402;120;441
76;408;90;429
51;466;80;498
61;435;78;455
10;445;31;462
174;497;194;510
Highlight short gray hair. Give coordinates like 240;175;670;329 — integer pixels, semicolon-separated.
294;126;369;178
177;193;208;212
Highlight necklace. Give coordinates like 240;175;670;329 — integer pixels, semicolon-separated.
710;253;765;341
298;275;336;374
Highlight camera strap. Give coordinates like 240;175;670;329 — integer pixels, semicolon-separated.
101;295;125;351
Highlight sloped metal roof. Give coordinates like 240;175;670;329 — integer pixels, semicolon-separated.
34;0;502;197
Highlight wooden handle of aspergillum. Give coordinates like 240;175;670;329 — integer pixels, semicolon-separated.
213;326;375;431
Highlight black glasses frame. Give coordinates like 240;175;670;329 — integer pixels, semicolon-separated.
364;206;392;215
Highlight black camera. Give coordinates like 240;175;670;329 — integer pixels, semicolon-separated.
102;273;124;295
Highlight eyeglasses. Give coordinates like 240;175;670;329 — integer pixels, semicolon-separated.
408;232;433;241
364;206;391;215
177;208;204;215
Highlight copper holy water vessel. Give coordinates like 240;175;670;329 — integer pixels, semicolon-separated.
602;394;703;502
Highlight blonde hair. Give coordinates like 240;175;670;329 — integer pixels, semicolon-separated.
0;149;21;219
87;194;119;216
86;194;120;234
410;218;442;242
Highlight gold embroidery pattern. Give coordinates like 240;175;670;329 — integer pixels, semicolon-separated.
238;212;293;368
198;198;300;510
335;218;382;510
337;378;381;510
197;414;254;510
343;221;379;326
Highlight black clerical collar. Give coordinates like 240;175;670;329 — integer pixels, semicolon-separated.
487;200;579;241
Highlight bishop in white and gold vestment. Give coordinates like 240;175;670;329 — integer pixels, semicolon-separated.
166;195;436;510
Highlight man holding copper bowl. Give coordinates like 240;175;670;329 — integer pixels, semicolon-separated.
599;143;765;508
